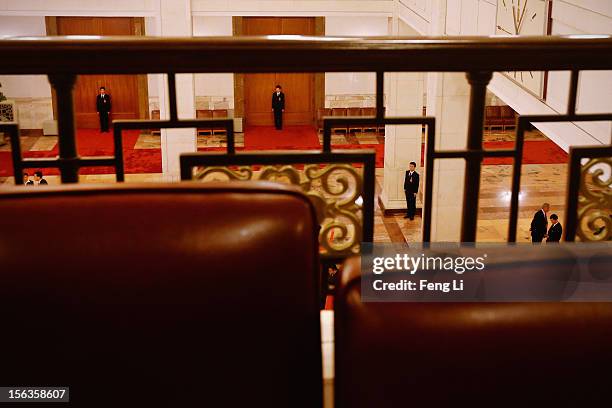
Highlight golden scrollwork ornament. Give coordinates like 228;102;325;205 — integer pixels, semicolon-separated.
576;157;612;241
194;163;364;256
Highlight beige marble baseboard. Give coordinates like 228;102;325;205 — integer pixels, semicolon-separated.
8;98;53;130
326;94;380;108
148;96;234;114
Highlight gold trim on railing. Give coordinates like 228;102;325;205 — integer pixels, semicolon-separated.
577;157;612;241
195;164;363;256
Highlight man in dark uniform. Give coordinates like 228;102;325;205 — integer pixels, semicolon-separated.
546;214;562;243
530;202;550;243
403;161;420;220
33;170;48;186
23;172;34;186
96;86;111;132
271;85;285;130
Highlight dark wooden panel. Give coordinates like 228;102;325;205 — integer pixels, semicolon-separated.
56;17;99;35
245;73;276;126
100;18;133;36
244;17;282;35
281;17;314;35
276;72;314;125
56;17;140;128
244;17;315;126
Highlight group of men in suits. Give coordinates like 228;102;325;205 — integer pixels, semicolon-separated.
23;171;48;186
95;85;283;132
402;163;564;243
530;202;563;243
90;84;561;245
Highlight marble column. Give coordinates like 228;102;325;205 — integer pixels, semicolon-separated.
426;72;470;241
379;15;425;217
159;0;196;180
379;72;424;213
419;0;472;242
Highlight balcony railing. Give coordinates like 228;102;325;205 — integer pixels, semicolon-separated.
1;35;611;246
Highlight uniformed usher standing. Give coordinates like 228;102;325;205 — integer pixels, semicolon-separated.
96;86;112;132
271;85;285;130
403;161;420;220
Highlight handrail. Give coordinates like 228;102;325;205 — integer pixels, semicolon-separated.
0;35;611;74
1;34;611;242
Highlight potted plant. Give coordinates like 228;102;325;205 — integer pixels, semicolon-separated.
0;82;16;123
0;82;6;103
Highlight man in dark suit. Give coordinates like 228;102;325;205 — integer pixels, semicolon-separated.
33;170;48;185
530;202;550;243
403;161;420;220
96;86;112;132
23;172;34;186
546;214;562;243
271;85;285;130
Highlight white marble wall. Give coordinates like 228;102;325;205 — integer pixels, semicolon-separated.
379;15;425;215
190;1;394;15
325;94;377;108
158;0;197;179
427;72;470;241
10;98;54;129
195;96;232;110
380;71;424;213
0;0;159;14
0;97;53;129
149;96;233;114
192;17;235;112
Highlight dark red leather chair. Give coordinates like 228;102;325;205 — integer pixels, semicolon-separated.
212;109;229;134
500;105;517;129
196;108;213;135
347;107;363;134
150;109;161;135
317;107;332;133
0;182;322;407
331;108;348;134
335;251;612;407
360;107;378;133
484;105;503;130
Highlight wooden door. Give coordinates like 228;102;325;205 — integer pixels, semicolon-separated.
243;18;315;126
56;17;140;128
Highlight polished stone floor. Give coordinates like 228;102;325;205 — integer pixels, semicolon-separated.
1;129;567;243
373;163;567;243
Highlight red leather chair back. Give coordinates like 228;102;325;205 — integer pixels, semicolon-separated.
318;107;332;119
361;107;376;116
332;108;347;116
212;109;228;119
335;253;612;407
500;104;516;119
485;105;503;125
196;109;213;119
0;182;322;407
347;107;362;117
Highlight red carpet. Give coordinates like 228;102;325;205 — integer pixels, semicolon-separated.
0;129;161;176
483;140;568;165
245;125;320;150
197;126;385;168
0;126;567;177
419;140;568;166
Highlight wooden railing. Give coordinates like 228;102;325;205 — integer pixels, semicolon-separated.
1;35;611;243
